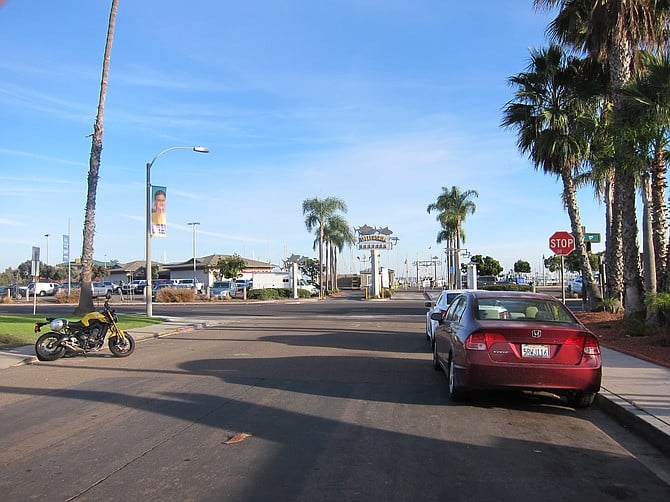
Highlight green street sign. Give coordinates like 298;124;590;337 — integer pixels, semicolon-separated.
584;232;601;243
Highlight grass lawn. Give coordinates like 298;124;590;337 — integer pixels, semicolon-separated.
0;313;165;347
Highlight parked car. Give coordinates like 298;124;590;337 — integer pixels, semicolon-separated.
54;283;72;294
173;278;204;293
235;279;253;290
431;290;602;407
476;275;498;288
210;280;238;298
567;276;583;297
91;282;114;299
121;280;147;295
0;284;25;298
100;281;121;294
424;289;467;343
27;282;58;297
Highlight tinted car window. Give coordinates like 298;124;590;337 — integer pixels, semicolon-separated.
474;296;577;322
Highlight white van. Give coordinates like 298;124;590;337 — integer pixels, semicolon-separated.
27;282;57;297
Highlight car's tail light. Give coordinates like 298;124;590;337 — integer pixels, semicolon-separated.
565;333;601;355
465;332;506;351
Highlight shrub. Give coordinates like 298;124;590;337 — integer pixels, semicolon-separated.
247;288;281;300
624;317;647;337
597;297;622;313
55;290;80;303
156;287;196;303
246;288;313;300
644;292;670;323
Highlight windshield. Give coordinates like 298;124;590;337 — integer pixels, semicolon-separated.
475;296;577;322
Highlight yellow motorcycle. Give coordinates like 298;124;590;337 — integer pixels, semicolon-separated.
34;301;135;361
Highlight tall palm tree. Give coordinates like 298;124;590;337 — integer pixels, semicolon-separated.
623;51;670;292
427;186;477;289
302;196;348;297
502;44;603;309
535;0;670;316
75;0;118;315
322;215;355;291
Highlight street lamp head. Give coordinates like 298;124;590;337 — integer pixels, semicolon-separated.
193;146;209;154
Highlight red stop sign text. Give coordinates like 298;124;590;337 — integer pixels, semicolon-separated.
549;231;575;256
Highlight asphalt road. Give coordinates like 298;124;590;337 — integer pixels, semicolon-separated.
1;294;669;500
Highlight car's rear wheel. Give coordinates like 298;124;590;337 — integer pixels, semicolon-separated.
566;391;596;408
447;355;467;402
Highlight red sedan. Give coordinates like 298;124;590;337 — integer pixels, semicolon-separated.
431;290;602;407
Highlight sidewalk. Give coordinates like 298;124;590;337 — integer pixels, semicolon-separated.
598;347;670;457
1;320;669;457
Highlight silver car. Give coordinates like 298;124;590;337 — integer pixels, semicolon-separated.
210;280;238;298
425;290;467;342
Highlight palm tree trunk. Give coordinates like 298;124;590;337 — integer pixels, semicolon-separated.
75;0;118;315
641;171;660;325
617;165;644;318
606;175;624;303
318;224;324;297
561;169;603;310
612;34;644;318
650;140;668;291
641;172;656;294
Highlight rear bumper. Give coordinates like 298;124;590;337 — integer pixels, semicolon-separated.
457;357;602;394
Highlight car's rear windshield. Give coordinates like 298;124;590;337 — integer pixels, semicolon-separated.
475;297;576;322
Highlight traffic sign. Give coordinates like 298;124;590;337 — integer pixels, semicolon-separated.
584;232;601;243
549;231;575;256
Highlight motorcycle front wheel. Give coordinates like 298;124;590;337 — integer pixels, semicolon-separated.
108;332;135;357
35;332;66;361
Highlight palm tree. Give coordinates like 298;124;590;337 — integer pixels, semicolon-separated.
75;0;118;315
535;0;670;316
623;51;670;292
322;215;355;291
502;44;603;309
427;186;477;289
302;197;348;297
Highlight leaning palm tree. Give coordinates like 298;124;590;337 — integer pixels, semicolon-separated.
427;186;477;289
502;44;603;310
302;196;348;297
75;0;118;315
535;0;670;316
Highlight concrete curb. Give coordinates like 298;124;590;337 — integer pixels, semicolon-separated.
596;389;670;458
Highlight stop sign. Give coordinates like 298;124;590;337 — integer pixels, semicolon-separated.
549;231;575;256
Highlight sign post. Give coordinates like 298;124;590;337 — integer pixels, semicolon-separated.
549;231;575;303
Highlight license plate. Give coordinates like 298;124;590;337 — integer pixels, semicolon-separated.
521;344;550;358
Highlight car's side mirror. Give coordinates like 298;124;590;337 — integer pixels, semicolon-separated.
430;312;444;322
424;301;433;308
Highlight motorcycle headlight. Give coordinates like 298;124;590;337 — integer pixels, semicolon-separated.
49;318;68;331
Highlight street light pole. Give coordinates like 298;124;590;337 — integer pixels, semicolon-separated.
44;234;50;265
187;221;200;288
146;146;208;317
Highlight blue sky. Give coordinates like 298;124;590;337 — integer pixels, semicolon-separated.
0;1;606;279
